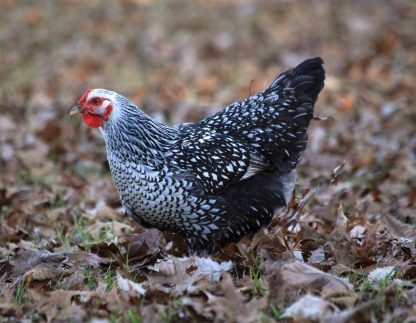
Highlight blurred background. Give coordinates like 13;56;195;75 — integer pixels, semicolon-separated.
1;0;415;247
1;0;416;321
1;0;415;209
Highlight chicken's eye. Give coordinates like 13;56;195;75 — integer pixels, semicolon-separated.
92;98;100;105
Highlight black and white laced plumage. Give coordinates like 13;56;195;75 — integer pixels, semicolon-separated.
72;57;325;254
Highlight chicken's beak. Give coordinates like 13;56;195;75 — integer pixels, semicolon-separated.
69;105;83;116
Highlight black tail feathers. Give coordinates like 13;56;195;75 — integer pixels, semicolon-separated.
269;57;325;104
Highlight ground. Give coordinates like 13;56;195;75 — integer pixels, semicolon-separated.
0;0;415;322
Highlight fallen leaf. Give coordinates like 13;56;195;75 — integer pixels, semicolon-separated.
270;261;354;304
148;256;233;283
7;248;68;281
283;262;352;291
321;301;374;323
116;271;146;296
381;213;416;242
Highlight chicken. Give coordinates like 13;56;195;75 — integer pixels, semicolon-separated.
70;57;325;254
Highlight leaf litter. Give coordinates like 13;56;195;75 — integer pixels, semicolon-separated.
1;0;416;322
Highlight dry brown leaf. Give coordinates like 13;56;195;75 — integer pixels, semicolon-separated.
219;273;244;313
7;249;68;281
329;203;348;240
147;255;232;297
381;213;416;241
67;251;112;268
38;290;91;322
321;301;374;323
4;248;111;285
116;271;146;296
124;228;164;261
282;261;352;291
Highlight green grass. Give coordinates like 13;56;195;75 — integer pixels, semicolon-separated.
105;268;114;292
353;267;408;321
72;213;94;247
270;303;285;320
84;266;97;289
56;223;71;252
15;277;26;304
158;295;181;323
127;308;142;323
110;312;120;323
158;308;174;323
56;212;120;251
249;258;266;297
72;163;106;178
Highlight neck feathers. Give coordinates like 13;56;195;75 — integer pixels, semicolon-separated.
101;103;178;166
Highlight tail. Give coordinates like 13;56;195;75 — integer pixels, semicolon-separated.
269;57;325;104
261;57;325;173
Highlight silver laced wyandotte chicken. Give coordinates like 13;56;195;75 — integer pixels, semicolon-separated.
70;57;325;255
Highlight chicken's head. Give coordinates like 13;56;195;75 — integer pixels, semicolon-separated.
70;89;114;128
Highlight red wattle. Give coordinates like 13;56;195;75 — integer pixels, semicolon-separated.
83;112;104;128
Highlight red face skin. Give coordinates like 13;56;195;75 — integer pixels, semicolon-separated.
77;89;113;128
